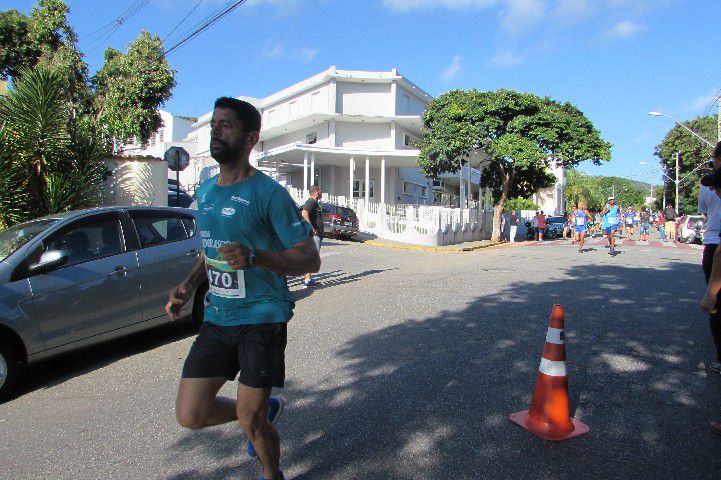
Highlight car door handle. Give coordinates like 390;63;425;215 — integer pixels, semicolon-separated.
112;266;128;276
186;249;200;257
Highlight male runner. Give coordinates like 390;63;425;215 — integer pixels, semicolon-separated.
573;204;591;252
624;207;636;239
166;97;320;480
638;208;651;241
600;197;621;255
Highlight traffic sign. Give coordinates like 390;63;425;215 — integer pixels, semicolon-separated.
165;146;190;172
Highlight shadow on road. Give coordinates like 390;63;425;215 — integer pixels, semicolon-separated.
9;321;198;401
168;261;721;479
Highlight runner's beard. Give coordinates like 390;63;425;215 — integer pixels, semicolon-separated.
211;139;243;165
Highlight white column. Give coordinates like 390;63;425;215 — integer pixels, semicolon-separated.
381;156;386;205
310;152;316;187
365;156;370;205
459;162;464;208
303;151;309;194
467;163;472;209
349;156;355;199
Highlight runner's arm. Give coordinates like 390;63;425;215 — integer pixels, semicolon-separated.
703;247;721;313
182;251;207;289
219;238;320;276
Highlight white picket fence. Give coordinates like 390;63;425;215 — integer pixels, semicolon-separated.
287;186;494;246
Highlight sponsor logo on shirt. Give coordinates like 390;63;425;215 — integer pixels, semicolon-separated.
202;204;213;213
230;195;250;205
221;207;236;217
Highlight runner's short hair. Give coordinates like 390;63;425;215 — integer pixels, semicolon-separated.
713;141;721;160
214;97;261;132
310;185;321;195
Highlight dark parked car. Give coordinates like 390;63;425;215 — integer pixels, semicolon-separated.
0;206;207;401
321;203;359;239
545;216;566;238
168;190;194;208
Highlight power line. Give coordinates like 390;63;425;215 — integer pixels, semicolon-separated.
164;0;247;56
166;0;235;47
164;0;204;44
703;87;721;117
79;0;152;51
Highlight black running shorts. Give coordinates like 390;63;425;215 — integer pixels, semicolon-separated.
182;322;287;388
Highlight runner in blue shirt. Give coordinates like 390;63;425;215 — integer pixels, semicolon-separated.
600;196;621;255
572;203;591;252
166;97;319;480
624;207;636;239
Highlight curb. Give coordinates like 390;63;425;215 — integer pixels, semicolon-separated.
361;240;504;252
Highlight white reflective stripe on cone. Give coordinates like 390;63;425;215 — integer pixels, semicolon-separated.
545;327;565;345
539;358;567;377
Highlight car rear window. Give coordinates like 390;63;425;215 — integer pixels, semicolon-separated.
337;207;355;216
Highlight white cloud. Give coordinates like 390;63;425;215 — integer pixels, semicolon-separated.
490;49;523;67
442;55;463;81
607;20;645;38
382;0;497;12
260;41;318;63
678;88;720;115
553;0;595;19
501;0;547;34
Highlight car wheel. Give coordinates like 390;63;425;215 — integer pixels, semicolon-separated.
191;282;209;326
0;340;21;403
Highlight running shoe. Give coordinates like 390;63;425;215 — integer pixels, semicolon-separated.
710;361;721;374
248;396;285;457
260;471;285;480
609;247;615;256
303;279;317;288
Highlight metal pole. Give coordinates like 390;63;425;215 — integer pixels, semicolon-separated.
176;167;180;207
675;151;680;214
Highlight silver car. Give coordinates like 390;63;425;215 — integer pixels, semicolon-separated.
0;206;207;401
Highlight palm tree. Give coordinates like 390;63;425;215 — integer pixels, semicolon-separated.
0;66;107;227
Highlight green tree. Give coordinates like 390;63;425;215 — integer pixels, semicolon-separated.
418;89;611;241
564;170;604;210
93;31;176;148
654;115;717;215
0;9;36;79
504;197;540;211
0;67;107;226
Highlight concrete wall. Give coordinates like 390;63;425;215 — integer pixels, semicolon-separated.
395;86;427;116
335;122;392;150
263;123;332;151
102;158;167;207
263;84;332;128
337;82;392;117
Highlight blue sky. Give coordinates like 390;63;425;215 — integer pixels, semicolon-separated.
5;0;720;184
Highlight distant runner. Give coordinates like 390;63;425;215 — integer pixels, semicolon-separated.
572;204;591;252
600;197;621;256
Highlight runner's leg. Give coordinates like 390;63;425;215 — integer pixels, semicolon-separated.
237;385;280;480
176;378;236;429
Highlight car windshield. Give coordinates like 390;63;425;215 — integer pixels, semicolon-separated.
0;219;57;262
546;216;565;224
337;207;355;216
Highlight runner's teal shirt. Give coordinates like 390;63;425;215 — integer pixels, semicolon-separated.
195;171;312;326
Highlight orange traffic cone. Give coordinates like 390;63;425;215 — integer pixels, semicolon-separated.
509;304;589;441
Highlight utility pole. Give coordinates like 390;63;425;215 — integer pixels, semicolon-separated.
717;95;721;142
676;152;681;215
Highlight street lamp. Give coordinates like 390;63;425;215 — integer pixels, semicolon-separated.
647;111;715;147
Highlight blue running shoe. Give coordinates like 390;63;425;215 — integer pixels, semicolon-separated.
260;471;285;480
248;396;285;457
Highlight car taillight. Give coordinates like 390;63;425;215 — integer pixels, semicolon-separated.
329;214;341;221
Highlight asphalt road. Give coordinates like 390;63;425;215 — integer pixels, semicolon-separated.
1;236;719;480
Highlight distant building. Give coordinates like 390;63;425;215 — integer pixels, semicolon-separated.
533;161;566;216
184;66;485;207
120;110;197;183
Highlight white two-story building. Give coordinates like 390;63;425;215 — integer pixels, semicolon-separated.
184;66;484;210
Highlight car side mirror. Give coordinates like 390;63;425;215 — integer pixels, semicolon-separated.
28;250;68;275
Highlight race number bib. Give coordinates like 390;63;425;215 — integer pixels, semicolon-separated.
576;217;585;226
205;257;245;299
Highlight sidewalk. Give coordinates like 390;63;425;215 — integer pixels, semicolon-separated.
359;235;505;252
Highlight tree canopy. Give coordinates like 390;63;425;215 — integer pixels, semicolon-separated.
654;115;717;215
0;0;175;149
564;170;648;211
418;89;611;240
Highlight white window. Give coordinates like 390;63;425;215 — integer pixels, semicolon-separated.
150;135;156;147
403;132;419;148
402;93;411;114
158;130;164;143
432;179;444;189
421;186;427;197
353;179;361;198
305;132;317;144
403;181;410;194
368;179;374;198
